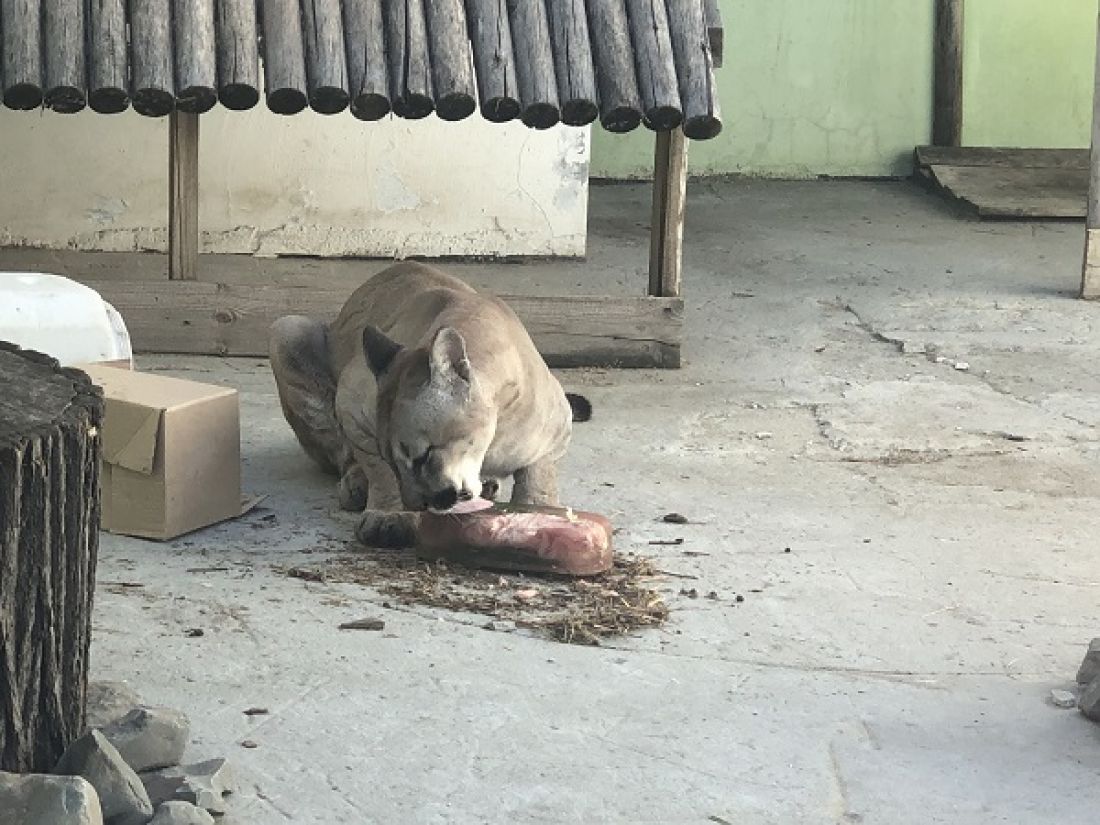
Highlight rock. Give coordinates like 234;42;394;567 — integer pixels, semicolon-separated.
54;730;154;825
1076;638;1100;685
100;706;191;772
86;681;143;730
141;759;233;816
1050;689;1077;709
0;771;104;825
1078;676;1100;722
149;801;215;825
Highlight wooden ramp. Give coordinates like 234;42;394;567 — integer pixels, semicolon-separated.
915;146;1089;218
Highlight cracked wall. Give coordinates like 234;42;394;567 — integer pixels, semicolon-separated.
0;108;590;258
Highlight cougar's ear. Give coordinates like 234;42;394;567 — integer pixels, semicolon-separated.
429;327;471;383
362;325;402;377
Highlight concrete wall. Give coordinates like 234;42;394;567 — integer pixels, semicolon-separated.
0;109;590;257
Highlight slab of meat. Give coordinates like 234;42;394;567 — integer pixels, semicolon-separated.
416;501;613;576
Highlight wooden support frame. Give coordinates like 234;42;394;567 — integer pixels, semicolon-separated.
168;111;200;280
933;0;964;147
1082;8;1100;299
649;128;688;298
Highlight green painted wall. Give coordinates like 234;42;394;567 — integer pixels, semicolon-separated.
962;0;1095;148
591;0;1097;179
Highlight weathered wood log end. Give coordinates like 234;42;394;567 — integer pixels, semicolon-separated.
0;342;104;774
88;88;131;114
44;86;87;114
218;83;261;111
350;93;392;121
266;88;309;115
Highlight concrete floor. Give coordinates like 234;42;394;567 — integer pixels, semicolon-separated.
88;180;1100;824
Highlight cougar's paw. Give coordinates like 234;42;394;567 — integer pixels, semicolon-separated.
338;467;369;512
480;478;501;501
355;510;416;548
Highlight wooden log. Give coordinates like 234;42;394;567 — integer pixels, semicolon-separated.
703;0;722;68
43;0;86;112
666;0;721;140
130;0;176;116
384;0;434;118
649;128;687;297
624;0;681;131
87;0;130;113
933;0;964;147
175;0;219;113
216;0;261;109
0;343;103;773
261;0;309;114
464;0;520;122
546;0;598;126
585;0;642;132
425;0;476;121
302;0;351;113
1082;9;1100;299
1;0;44;109
342;0;391;119
505;0;559;128
169;112;200;282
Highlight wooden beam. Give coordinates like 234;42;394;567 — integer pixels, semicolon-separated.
933;0;964;147
704;0;723;68
76;280;683;368
1082;8;1100;299
649;128;688;298
168;111;200;281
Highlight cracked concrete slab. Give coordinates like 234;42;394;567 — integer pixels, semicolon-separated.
77;180;1100;824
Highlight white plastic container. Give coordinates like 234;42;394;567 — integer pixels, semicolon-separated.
0;272;133;368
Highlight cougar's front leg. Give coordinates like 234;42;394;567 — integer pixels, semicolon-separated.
511;458;560;507
353;450;417;548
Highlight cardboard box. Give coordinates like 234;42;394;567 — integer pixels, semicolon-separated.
79;364;244;540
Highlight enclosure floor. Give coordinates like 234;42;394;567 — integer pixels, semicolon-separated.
76;180;1100;824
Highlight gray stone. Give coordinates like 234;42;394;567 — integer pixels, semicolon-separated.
1050;689;1077;709
1075;638;1100;686
54;730;154;825
85;682;144;731
100;706;191;772
149;801;215;825
0;771;103;825
1078;676;1100;722
141;759;233;816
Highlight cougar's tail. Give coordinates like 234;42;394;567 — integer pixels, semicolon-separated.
566;393;593;422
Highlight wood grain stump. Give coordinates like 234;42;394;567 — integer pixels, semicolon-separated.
0;343;104;773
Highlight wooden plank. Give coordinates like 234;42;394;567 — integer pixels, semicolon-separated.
261;0;309;114
1083;10;1100;299
385;0;434;118
168;112;200;282
625;0;682;131
87;0;129;113
464;0;520;123
928;164;1086;218
130;0;176;116
1;0;43;109
506;0;560;129
546;0;598;126
301;0;351;113
703;0;722;68
175;0;218;113
76;280;684;368
933;0;963;147
586;0;643;132
215;0;261;109
343;0;391;120
43;0;86;112
916;146;1089;170
425;0;476;121
649;129;688;297
667;0;721;141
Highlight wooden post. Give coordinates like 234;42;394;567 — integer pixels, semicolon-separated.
174;0;219;113
215;0;261;110
43;0;87;112
667;0;722;140
649;129;688;298
425;0;477;121
344;0;391;120
1082;9;1100;299
546;0;598;126
506;0;560;128
586;0;643;132
0;343;103;773
933;0;964;147
301;0;351;114
130;0;176;116
625;0;682;131
87;0;129;113
465;0;521;123
169;112;200;282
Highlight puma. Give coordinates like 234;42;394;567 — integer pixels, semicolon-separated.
269;262;592;547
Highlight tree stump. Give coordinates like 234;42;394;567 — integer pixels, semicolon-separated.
0;343;104;773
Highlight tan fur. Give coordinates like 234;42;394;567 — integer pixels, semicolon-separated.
270;262;579;547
